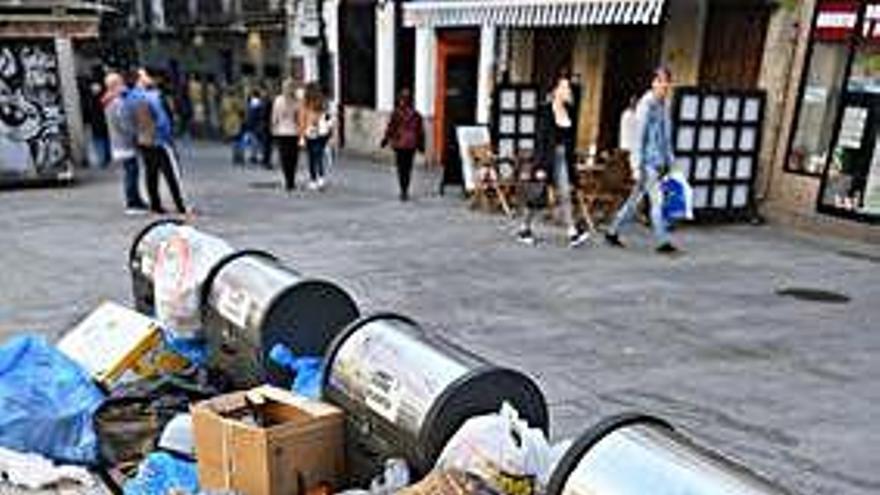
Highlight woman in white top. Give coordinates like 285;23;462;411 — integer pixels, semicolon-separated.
619;95;640;181
272;78;302;192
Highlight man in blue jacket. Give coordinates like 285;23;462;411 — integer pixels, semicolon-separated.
606;67;678;254
131;67;189;215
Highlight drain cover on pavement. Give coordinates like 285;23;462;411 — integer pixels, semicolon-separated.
776;287;851;304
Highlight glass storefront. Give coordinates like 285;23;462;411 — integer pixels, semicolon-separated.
788;1;880;223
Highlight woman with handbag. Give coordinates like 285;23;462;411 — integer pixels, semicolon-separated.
381;89;425;201
300;83;332;191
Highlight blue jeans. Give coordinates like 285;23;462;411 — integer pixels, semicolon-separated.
122;156;146;208
306;136;328;181
609;167;669;246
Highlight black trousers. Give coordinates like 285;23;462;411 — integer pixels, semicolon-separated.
276;136;300;190
261;132;273;166
395;149;415;198
140;144;186;214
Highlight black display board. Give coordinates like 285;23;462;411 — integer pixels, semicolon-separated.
491;83;540;159
671;87;766;221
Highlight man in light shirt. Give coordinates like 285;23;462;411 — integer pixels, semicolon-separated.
606;67;679;254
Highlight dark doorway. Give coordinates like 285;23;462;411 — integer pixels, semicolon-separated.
532;28;577;93
436;29;479;190
699;0;772;90
396;26;416;96
599;27;662;151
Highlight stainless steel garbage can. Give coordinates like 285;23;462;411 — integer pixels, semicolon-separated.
202;250;360;388
546;413;791;495
322;313;549;485
128;219;235;317
129;218;183;314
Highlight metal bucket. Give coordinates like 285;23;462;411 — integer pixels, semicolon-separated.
547;413;791;495
201;250;360;388
322;313;549;484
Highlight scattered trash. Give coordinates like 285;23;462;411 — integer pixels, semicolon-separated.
0;335;105;465
369;458;410;495
192;385;344;495
122;451;199;495
57;301;190;388
437;403;554;495
268;343;323;399
95;369;217;466
398;469;502;495
158;414;195;459
0;446;94;490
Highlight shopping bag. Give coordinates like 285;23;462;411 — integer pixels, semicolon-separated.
436;403;553;495
662;170;693;222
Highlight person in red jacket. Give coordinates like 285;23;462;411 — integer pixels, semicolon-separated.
381;89;425;201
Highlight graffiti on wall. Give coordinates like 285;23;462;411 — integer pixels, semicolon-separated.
0;39;72;177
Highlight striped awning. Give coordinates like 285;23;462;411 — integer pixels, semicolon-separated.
403;0;666;28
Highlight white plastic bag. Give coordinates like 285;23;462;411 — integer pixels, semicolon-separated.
153;227;233;339
436;403;553;495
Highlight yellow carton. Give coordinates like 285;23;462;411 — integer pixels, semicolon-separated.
57;301;189;387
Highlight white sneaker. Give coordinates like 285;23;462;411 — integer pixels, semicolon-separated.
308;181;318;191
317;177;326;189
568;230;590;248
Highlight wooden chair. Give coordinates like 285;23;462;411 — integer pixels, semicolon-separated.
468;144;514;218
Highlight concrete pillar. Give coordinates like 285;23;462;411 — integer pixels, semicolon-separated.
376;1;396;111
324;0;341;103
55;37;84;167
414;26;436;117
477;25;496;124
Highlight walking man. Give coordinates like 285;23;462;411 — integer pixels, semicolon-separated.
131;67;189;216
606;67;679;254
103;72;148;214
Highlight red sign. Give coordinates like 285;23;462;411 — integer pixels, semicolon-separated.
815;1;860;42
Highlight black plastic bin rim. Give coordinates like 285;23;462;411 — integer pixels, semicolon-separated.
253;277;361;339
199;249;279;310
321;312;422;391
546;413;674;495
128;217;185;266
420;364;550;443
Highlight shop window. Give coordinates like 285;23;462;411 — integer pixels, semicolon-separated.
820;48;880;219
787;42;850;175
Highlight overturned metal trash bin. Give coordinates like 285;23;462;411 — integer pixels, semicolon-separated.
322;313;549;484
202;250;360;389
129;219;235;319
547;413;790;495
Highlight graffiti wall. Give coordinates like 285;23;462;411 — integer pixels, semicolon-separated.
0;39;73;179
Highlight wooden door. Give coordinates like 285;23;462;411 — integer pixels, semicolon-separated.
435;29;479;188
699;1;772;90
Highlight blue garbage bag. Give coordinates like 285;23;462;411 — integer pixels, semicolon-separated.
268;344;324;399
123;452;199;495
0;335;105;465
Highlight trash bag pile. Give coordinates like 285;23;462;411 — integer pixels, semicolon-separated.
0;222;788;495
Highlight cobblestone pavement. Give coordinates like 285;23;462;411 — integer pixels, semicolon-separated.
1;142;879;494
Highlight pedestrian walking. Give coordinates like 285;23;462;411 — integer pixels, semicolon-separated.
300;83;332;191
272;78;302;192
103;71;148;215
131;67;189;216
381;89;425;201
86;81;111;169
548;71;589;248
619;95;640;181
260;87;274;169
244;89;267;164
605;67;679;254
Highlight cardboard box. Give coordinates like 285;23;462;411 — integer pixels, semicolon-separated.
192;385;345;495
57;301;189;387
